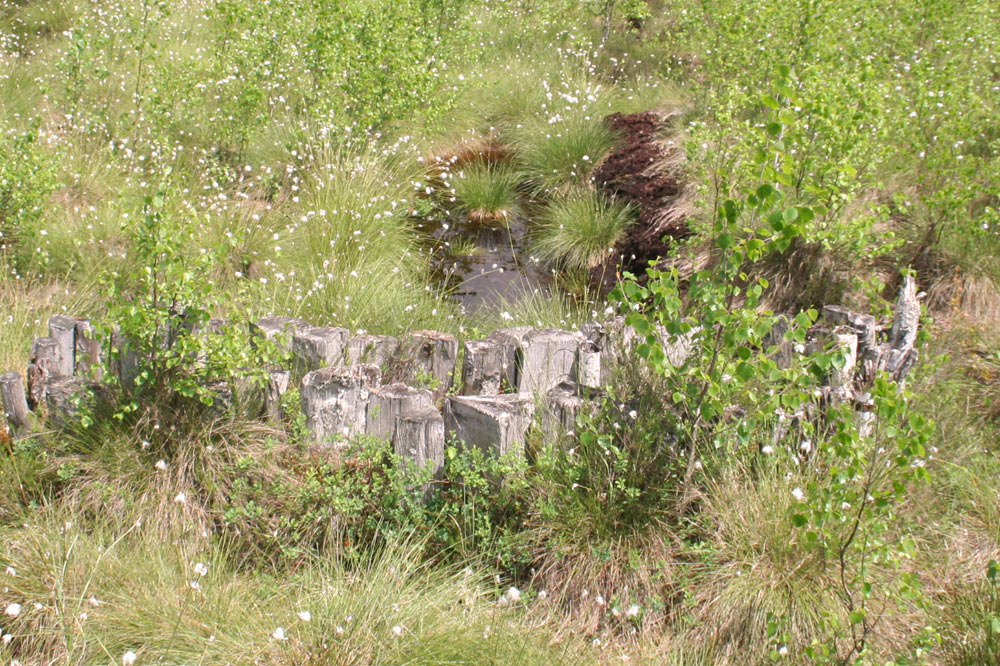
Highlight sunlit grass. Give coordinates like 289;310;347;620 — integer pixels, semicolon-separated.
532;190;634;270
452;163;521;224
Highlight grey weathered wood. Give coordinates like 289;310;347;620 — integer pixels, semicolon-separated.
27;337;60;407
49;315;78;378
74;319;102;379
1;372;31;431
301;364;381;447
291;326;349;372
443;393;535;458
250;316;311;354
486;327;532;392
518;328;580;394
109;330;140;394
540;383;584;438
828;331;858;395
347;334;398;368
889;275;919;352
366;383;436;440
265;369;290;422
393;407;446;487
461;338;503;395
43;377;89;427
577;340;603;389
400;330;458;396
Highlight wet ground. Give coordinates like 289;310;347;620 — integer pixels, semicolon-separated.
416;212;552;313
417;112;689;309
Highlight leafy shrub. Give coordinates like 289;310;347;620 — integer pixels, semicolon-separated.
0;122;58;274
101;173;282;427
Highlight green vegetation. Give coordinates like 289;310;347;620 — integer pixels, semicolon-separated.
452;163;521;224
532;190;634;270
2;0;1000;664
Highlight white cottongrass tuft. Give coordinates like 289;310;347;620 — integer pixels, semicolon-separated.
272;627;287;640
297;610;312;622
5;602;21;616
122;650;138;665
505;586;521;602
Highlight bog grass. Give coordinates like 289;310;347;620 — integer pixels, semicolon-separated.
532;190;635;270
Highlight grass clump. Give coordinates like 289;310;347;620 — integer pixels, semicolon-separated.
532;190;634;270
452;163;521;224
515;115;616;193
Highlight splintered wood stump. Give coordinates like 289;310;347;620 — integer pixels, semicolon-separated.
486;327;532;392
250;316;311;354
347;334;398;368
74;319;102;379
49;315;78;378
366;383;436;440
399;331;458;397
443;393;535;459
461;338;504;395
301;364;381;447
291;326;349;372
517;328;580;394
393;407;446;487
27;337;60;408
540;383;584;439
1;371;31;431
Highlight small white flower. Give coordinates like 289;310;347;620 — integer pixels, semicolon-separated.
392;625;404;637
761;445;774;455
194;562;209;577
778;645;789;656
626;604;640;618
628;410;638;420
505;586;521;602
272;627;287;640
174;492;186;504
190;580;201;591
594;595;605;606
799;439;812;454
2;634;12;645
154;459;168;471
335;625;344;636
122;650;138;665
4;566;14;576
89;596;100;606
792;487;805;501
297;610;312;622
538;590;547;600
5;602;21;616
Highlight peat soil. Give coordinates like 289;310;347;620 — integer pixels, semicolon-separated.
592;111;690;288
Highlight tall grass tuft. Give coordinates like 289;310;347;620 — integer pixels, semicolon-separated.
452;163;521;224
532;191;635;271
514;115;617;193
